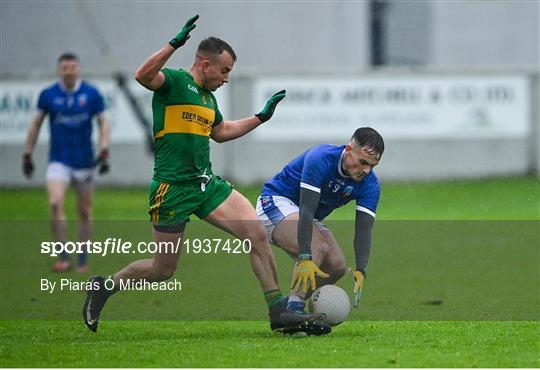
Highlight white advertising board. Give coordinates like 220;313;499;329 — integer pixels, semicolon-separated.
0;79;229;144
253;75;530;140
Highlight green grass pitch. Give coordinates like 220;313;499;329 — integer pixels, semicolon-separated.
1;177;539;367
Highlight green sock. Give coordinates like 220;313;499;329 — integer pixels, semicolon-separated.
264;289;283;309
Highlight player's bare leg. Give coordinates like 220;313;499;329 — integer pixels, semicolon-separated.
83;229;183;332
203;189;279;292
272;213;325;305
113;229;182;283
47;180;70;272
204;190;330;335
315;228;347;285
271;213;345;308
271;213;328;266
75;183;93;273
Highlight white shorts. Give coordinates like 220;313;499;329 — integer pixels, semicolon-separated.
46;162;93;190
256;194;328;243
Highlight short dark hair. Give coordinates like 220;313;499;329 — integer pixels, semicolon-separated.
351;127;385;157
197;37;237;62
57;52;79;64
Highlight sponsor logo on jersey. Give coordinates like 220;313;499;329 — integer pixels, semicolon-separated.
188;84;199;94
78;94;88;107
341;185;353;199
156;104;215;138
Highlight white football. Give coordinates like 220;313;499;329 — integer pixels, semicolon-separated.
308;284;350;326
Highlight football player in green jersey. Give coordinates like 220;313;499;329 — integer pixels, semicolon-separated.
83;15;330;336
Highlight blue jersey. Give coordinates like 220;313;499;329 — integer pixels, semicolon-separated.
262;144;380;220
37;80;105;168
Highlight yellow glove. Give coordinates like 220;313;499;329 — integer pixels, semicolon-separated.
353;270;365;308
291;258;329;293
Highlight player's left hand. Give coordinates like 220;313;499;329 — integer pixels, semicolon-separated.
255;90;286;123
352;269;365;308
169;15;199;49
291;256;329;293
96;148;110;175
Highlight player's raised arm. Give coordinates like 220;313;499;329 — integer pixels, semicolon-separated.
22;110;46;179
291;187;329;293
135;15;199;91
352;209;375;307
210;90;286;143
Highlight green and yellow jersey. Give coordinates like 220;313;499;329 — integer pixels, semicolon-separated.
151;68;223;184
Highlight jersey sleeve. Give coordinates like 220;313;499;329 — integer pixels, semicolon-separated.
37;89;49;113
355;174;380;218
154;68;173;97
299;147;330;193
210;92;223;126
213;108;223;127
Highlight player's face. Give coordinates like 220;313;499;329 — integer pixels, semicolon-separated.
342;144;380;182
57;59;80;89
201;51;234;91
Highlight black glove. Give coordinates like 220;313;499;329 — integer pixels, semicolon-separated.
22;153;34;178
95;149;110;175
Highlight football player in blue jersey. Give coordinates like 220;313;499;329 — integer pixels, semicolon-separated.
256;127;384;311
23;52;110;273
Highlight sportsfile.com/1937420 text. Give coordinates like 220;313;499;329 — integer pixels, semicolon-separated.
40;238;252;257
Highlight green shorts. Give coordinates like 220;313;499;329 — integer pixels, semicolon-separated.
148;176;233;232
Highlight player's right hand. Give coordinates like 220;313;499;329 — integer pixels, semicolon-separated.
22;153;34;179
291;256;329;293
169;15;199;49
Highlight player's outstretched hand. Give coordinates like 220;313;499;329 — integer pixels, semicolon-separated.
22;153;34;179
169;15;199;49
352;269;365;308
255;90;286;123
291;255;329;293
96;148;110;175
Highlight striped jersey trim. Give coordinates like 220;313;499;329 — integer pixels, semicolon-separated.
356;205;376;218
151;182;170;224
300;182;321;193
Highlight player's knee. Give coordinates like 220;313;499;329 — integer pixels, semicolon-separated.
78;206;92;220
49;199;64;216
332;261;347;280
245;225;269;248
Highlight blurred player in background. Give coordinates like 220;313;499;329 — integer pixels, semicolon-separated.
83;15;329;335
256;127;384;311
23;52;110;273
